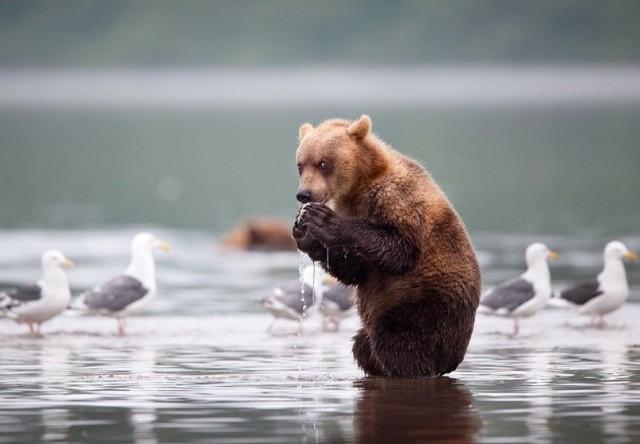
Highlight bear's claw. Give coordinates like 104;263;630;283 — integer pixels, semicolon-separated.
295;203;311;227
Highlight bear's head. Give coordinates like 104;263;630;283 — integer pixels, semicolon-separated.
295;114;387;210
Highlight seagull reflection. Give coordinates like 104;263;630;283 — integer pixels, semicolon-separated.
64;345;159;443
598;343;633;440
521;349;554;443
39;345;72;442
353;377;482;444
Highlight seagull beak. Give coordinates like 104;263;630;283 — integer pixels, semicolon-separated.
548;251;559;260
157;241;172;253
624;250;637;261
63;258;75;268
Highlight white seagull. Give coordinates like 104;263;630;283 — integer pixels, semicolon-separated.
318;275;354;331
553;241;636;326
0;250;74;334
73;232;170;335
260;265;324;334
478;243;557;336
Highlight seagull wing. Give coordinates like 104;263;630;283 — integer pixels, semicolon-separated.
81;275;148;313
480;278;535;312
559;279;602;306
0;284;42;308
322;284;353;310
275;281;314;314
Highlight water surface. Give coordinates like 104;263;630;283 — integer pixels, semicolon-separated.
0;229;639;443
1;67;639;442
1;68;639;233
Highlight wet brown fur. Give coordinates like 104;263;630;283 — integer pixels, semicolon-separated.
293;115;481;377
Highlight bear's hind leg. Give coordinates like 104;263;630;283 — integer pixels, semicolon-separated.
352;328;387;377
372;334;437;377
370;303;442;378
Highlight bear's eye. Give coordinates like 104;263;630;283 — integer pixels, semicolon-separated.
318;160;332;174
297;163;303;175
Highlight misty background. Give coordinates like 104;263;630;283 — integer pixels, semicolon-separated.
3;5;640;443
1;0;639;235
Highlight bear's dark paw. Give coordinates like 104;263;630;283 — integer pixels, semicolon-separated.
293;222;328;262
294;230;323;257
293;204;311;240
292;221;306;243
294;203;311;229
300;203;347;247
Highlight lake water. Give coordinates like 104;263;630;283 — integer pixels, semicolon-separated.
0;228;638;443
0;67;640;442
1;67;640;234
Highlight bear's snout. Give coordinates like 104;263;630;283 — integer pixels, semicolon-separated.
296;189;313;203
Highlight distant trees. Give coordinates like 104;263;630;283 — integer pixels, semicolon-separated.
1;0;639;67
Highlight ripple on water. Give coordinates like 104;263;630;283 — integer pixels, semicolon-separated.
0;229;639;442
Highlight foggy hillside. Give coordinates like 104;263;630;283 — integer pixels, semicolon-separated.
1;0;640;68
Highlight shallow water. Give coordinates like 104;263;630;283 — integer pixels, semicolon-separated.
0;229;639;443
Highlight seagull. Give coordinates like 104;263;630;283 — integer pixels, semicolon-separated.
553;241;636;326
260;265;323;334
318;275;354;331
0;250;74;334
478;243;557;336
73;232;170;335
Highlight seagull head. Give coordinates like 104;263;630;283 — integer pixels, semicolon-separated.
41;249;75;269
604;241;637;262
131;232;171;254
525;242;558;267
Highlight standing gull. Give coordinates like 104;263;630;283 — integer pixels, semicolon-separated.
260;265;323;334
0;250;74;334
478;243;557;336
73;232;170;335
552;241;636;326
319;275;354;331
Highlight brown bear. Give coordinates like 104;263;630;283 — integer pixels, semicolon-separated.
220;217;297;251
293;115;481;378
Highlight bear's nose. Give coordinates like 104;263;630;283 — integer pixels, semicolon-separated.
296;189;312;203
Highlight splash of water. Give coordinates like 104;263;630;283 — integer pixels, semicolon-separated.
298;252;305;292
294;251;306;374
298;251;307;327
326;247;330;273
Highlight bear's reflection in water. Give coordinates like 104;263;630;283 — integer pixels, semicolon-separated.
354;377;481;444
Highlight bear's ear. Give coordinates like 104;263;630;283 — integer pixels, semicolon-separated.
347;114;372;140
298;123;314;141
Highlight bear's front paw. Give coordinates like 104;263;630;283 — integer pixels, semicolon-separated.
294;230;316;253
293;203;311;242
293;203;322;256
292;226;327;262
295;203;311;226
301;203;346;247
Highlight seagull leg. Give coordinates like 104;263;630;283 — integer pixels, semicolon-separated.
511;318;519;337
117;318;126;335
27;322;35;335
267;318;276;333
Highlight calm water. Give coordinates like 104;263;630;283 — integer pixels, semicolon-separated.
1;68;639;442
0;228;639;443
1;68;640;234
